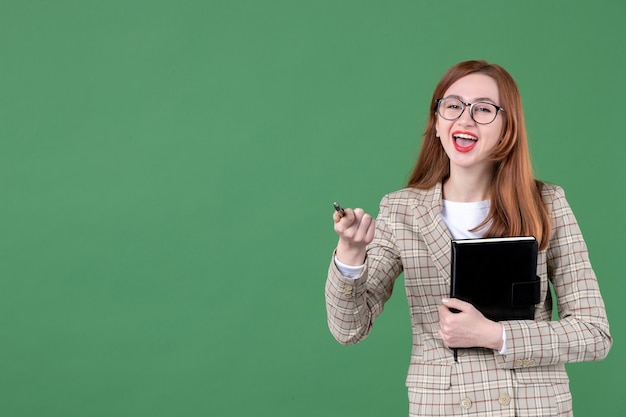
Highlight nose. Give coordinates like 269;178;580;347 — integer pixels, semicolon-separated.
456;105;475;125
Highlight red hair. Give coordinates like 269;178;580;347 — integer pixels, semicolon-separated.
407;60;551;249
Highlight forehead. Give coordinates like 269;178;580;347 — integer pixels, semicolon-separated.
443;73;500;103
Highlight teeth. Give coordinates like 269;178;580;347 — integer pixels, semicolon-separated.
453;133;477;140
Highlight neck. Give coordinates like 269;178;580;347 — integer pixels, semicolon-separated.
443;167;492;202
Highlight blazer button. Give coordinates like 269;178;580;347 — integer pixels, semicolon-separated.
499;393;511;405
343;285;354;297
460;397;472;409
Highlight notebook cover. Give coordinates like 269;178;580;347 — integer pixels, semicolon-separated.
450;236;540;321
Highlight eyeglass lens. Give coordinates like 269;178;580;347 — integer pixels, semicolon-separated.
437;98;499;124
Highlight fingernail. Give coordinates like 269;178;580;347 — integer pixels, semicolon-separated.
442;298;450;303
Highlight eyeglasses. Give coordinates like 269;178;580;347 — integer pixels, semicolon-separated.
436;97;505;125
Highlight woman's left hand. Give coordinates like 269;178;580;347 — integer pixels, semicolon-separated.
438;298;503;351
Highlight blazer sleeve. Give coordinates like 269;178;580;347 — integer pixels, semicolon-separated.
325;194;403;345
495;185;612;369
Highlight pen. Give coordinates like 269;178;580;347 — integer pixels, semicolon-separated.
333;202;345;218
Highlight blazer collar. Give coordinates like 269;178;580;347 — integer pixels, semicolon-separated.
412;182;452;282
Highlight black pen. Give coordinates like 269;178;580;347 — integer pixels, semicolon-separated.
333;202;345;218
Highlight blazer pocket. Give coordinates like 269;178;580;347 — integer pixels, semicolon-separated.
515;365;570;385
405;363;451;390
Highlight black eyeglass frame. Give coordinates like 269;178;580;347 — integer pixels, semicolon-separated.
436;97;506;125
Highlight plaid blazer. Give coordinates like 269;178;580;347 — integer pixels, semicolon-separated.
325;182;611;417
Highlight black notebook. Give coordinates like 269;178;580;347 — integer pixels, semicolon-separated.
450;236;540;322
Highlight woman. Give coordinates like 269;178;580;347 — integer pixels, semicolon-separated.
325;60;611;416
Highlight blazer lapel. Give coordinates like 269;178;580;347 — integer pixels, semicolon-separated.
412;183;453;284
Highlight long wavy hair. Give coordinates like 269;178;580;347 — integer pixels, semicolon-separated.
407;60;551;249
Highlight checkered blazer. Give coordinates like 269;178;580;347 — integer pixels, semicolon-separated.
325;182;612;416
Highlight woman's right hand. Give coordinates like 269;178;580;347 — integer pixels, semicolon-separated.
333;207;375;266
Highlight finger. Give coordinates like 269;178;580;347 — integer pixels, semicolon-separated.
352;208;365;223
334;208;356;232
343;207;356;222
437;305;454;330
441;297;472;312
437;304;449;318
363;217;376;244
353;213;374;241
333;208;352;223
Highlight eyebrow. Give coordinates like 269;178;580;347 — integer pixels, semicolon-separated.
446;94;499;104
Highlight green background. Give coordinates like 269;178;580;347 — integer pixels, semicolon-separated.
1;1;624;416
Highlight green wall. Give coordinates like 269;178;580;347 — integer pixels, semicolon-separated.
2;1;624;416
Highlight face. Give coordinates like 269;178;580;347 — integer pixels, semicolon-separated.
435;73;504;175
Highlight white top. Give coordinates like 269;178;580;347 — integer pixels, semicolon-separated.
440;199;490;239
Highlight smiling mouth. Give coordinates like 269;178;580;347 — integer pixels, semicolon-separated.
452;133;478;152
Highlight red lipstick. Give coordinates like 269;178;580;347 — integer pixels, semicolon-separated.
451;130;478;153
